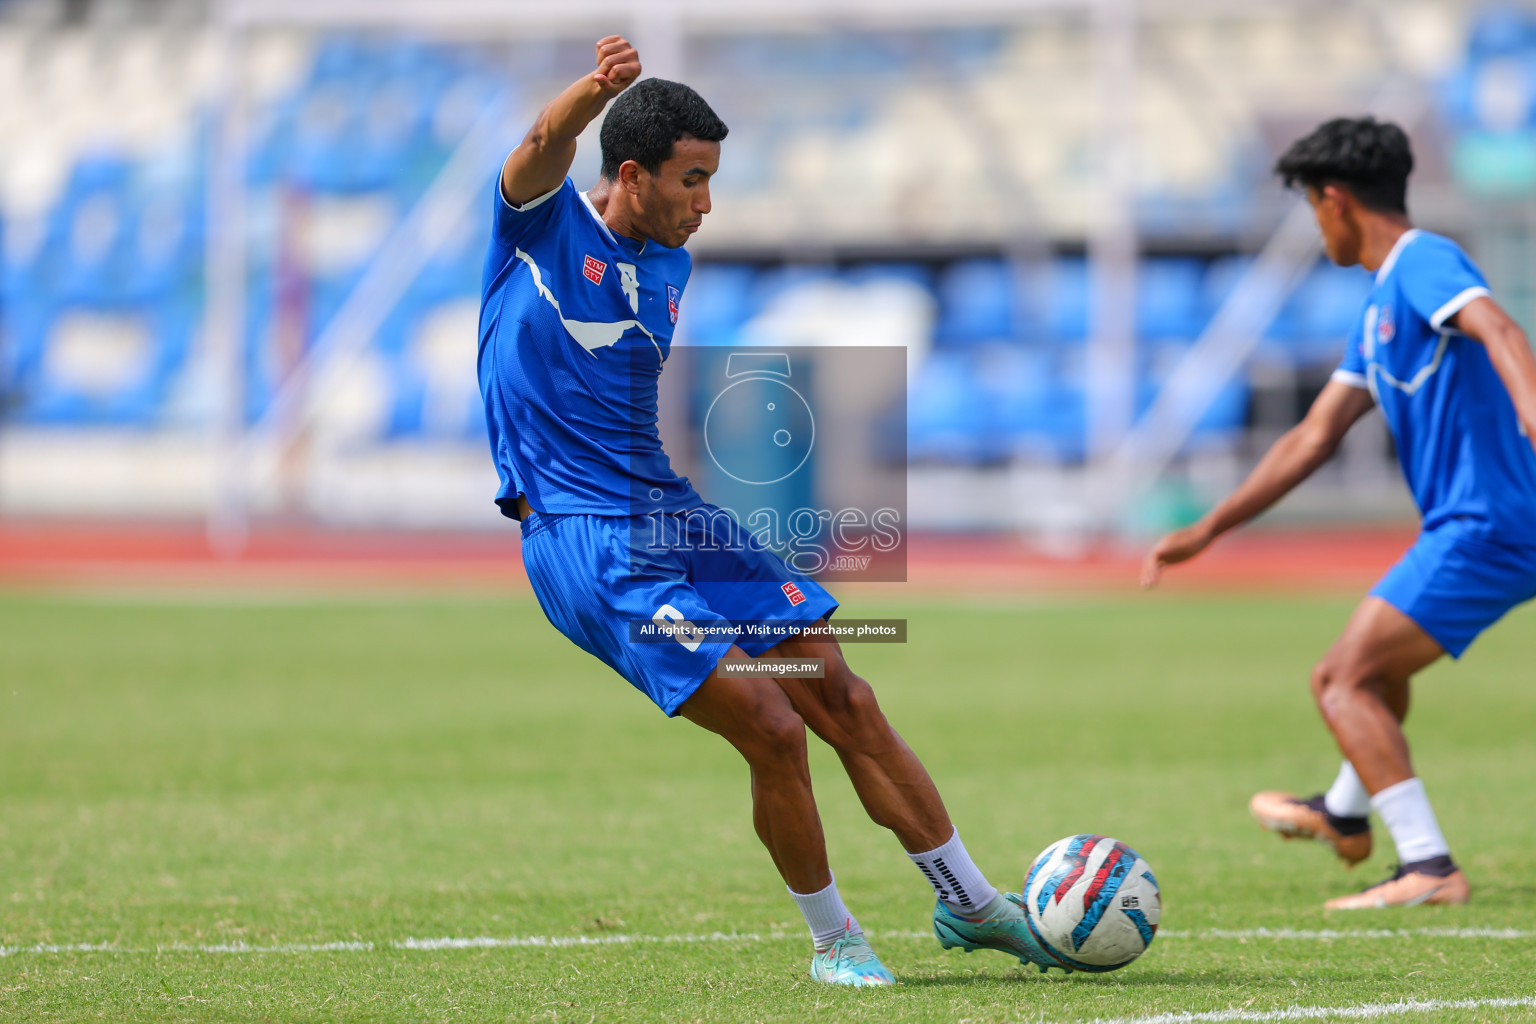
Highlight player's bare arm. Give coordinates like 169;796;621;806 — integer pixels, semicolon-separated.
1451;296;1536;453
1141;380;1376;588
500;35;641;205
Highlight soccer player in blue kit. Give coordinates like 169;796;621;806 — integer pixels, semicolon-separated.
478;36;1069;984
1144;117;1536;908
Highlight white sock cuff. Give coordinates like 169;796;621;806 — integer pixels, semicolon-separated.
1370;776;1421;808
1324;760;1372;818
787;873;859;950
1371;776;1451;863
908;827;999;913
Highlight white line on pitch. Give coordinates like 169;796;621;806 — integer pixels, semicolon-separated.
1042;996;1536;1024
1156;927;1536;941
393;931;798;951
3;926;1533;958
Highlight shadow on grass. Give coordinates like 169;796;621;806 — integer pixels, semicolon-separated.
892;966;1322;990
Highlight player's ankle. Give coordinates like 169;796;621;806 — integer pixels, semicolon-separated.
1324;809;1370;835
909;827;999;915
956;891;1009;920
1402;853;1458;877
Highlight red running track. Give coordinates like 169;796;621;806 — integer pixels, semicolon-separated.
0;520;1418;596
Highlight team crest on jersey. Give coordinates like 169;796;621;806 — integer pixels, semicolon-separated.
667;284;681;324
781;582;806;606
1377;304;1395;344
582;254;607;285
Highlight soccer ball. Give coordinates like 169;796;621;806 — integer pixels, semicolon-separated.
1022;834;1160;972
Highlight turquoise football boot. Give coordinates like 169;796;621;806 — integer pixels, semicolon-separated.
932;893;1074;973
808;928;896;987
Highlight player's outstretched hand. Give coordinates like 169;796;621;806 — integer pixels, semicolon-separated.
593;35;641;95
1140;523;1213;589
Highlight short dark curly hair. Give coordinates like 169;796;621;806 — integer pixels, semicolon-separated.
1275;117;1414;214
599;79;728;180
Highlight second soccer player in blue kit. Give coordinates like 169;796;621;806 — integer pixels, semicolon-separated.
1145;117;1536;909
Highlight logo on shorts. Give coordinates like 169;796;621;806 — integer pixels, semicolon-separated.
781;582;806;606
582;254;607;286
667;284;681;324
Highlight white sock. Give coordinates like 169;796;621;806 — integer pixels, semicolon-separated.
1371;777;1451;864
1324;760;1372;818
787;874;861;951
908;827;999;915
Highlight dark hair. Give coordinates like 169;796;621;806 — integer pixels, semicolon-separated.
1274;117;1414;214
599;78;728;180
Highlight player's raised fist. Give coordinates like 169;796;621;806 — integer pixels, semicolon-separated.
592;35;641;95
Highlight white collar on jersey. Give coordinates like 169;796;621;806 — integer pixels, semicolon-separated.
580;189;647;256
1374;227;1421;285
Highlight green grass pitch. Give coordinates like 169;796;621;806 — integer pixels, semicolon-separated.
3;591;1535;1023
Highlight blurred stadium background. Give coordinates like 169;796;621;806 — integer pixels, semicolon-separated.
0;0;1532;576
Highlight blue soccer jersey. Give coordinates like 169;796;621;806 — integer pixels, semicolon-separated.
1334;229;1536;541
477;177;701;517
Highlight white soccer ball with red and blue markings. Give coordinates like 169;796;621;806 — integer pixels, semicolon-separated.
1023;834;1160;971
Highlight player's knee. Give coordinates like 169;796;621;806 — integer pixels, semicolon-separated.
1312;655;1377;721
743;707;808;765
1309;661;1334;702
821;675;895;754
839;675;887;731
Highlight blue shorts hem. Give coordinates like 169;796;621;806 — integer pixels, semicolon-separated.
734;597;841;657
1368;589;1468;659
658;646;728;718
1368;520;1536;660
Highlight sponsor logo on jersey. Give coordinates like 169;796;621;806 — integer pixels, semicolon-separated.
1377;304;1395;344
781;582;806;606
667;284;681;324
582;254;607;286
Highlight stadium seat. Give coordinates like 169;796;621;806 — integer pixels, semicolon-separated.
1033;257;1091;344
843;261;933;291
15;297;195;427
1467;6;1536;62
680;263;759;347
1137;257;1208;340
1139;339;1249;450
935;258;1014;346
908;349;999;463
1291;263;1372;349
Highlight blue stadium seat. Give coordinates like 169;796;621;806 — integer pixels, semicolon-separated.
1468;6;1536;61
747;264;836;322
977;344;1065;458
1204;254;1308;362
935;259;1013;345
844;261;933;291
39;154;136;306
1032;257;1091;343
1139;339;1249;449
284;79;373;192
1291;262;1371;349
1137;257;1207;340
680;263;758;346
1027;372;1088;463
908;349;998;462
15;297;195;427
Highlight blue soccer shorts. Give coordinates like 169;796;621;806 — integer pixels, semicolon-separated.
1371;517;1536;658
518;504;839;715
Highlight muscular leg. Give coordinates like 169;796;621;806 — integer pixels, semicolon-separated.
677;645;831;893
1308;599;1470;907
766;628;952;853
1310;597;1443;794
